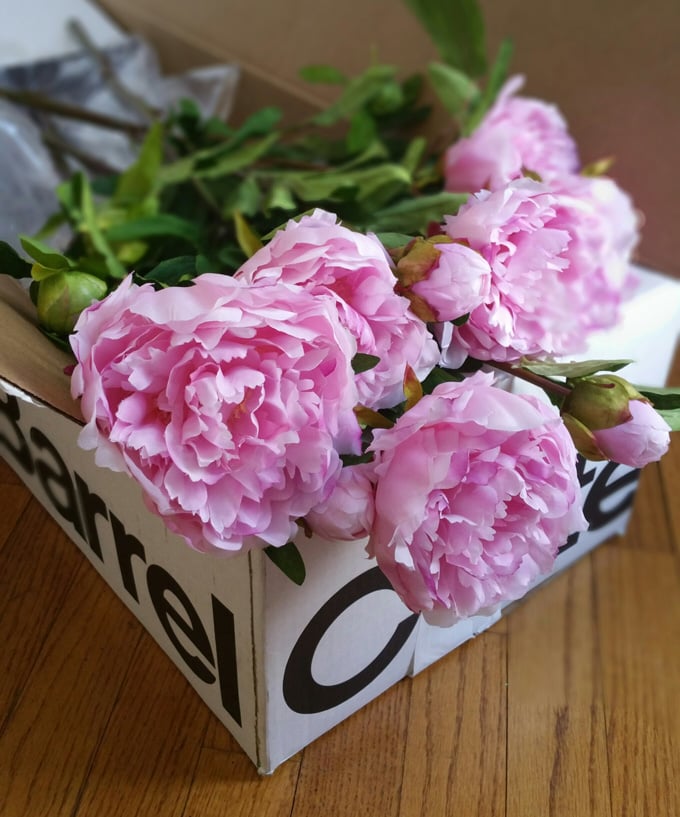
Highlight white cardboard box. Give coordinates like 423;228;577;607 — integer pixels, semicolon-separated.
1;0;680;774
1;271;678;773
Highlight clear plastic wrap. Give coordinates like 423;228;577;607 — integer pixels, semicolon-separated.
0;34;239;246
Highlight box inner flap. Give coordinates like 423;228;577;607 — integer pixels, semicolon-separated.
0;278;81;421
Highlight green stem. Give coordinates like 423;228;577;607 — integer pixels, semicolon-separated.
487;360;572;400
0;87;147;135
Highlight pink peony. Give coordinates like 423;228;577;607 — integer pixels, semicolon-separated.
70;274;362;553
305;463;375;542
593;400;671;468
407;240;492;322
235;209;439;409
441;178;638;365
366;371;587;625
444;75;579;193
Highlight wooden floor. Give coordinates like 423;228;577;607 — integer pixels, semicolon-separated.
1;353;679;817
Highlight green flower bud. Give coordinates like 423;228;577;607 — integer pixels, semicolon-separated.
36;271;108;335
561;374;646;432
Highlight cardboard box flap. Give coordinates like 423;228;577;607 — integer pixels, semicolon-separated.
0;278;80;421
97;0;435;109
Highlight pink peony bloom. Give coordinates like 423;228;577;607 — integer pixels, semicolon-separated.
235;209;439;409
70;274;362;553
408;240;492;322
441;178;638;364
366;371;587;625
306;463;375;542
593;400;671;468
444;75;579;193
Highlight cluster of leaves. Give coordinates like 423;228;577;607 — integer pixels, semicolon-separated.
0;0;514;346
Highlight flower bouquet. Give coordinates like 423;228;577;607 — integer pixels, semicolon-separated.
0;0;679;771
1;0;678;624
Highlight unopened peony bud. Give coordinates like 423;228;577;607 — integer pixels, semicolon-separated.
394;236;490;323
562;375;671;467
37;271;108;334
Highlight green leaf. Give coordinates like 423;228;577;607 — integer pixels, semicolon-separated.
370;191;469;232
521;358;634;379
427;62;480;118
193;132;280;180
103;214;203;246
19;236;73;271
656;408;680;431
401;136;427;176
77;173;127;280
264;182;297;213
0;241;32;279
232;107;282;141
465;39;514;133
402;0;487;76
195;254;216;275
637;387;680;412
114;121;164;205
347;109;377;154
264;541;306;585
421;366;464;394
33;210;68;241
142;255;198;285
299;64;347;84
313;65;397;126
352;353;381;374
375;232;414;248
340;452;374;467
221;175;262;218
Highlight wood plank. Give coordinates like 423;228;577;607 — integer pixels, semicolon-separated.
71;638;212;817
659;431;680;551
0;455;23;485
202;712;246;753
399;632;506;817
659;347;680;550
624;460;674;552
0;545;143;817
506;555;611;816
0;457;31;550
594;544;680;817
291;680;411;817
0;499;81;731
182;749;301;817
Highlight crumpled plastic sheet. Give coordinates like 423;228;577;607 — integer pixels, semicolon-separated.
0;35;240;249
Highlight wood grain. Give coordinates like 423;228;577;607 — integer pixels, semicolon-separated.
1;366;679;815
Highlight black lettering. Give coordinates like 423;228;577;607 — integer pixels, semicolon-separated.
559;459;641;554
146;565;216;685
283;566;418;714
111;514;147;602
576;455;596;489
583;461;640;530
30;427;83;537
75;473;108;561
212;595;242;726
0;394;34;475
